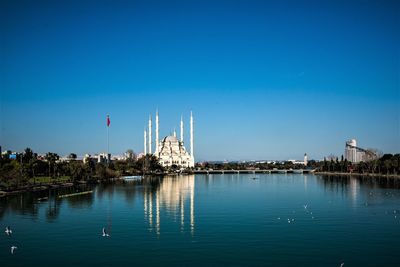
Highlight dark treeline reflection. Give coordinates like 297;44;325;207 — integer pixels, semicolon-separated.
0;177;165;221
317;175;400;200
318;175;400;189
2;175;399;221
95;176;162;203
0;185;94;221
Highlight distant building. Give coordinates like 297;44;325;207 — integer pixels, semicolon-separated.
345;139;358;163
345;139;372;163
136;152;145;159
97;153;111;163
288;153;308;165
83;153;110;164
83;154;93;164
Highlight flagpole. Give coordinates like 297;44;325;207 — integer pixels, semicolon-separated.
107;114;110;164
107;123;109;162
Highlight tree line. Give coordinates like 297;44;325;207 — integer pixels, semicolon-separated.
312;154;400;175
196;154;400;175
0;148;164;190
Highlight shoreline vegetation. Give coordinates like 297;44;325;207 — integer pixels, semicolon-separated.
314;172;400;179
0;148;166;197
2;171;399;198
314;171;400;179
1;148;399;197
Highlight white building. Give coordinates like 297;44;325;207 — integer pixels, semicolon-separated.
288;153;308;166
345;139;368;163
345;139;358;163
83;153;110;164
144;111;194;169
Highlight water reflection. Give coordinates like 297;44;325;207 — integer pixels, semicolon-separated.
0;185;94;221
304;175;308;191
318;175;400;191
143;175;195;235
317;174;400;206
350;177;360;206
2;174;399;224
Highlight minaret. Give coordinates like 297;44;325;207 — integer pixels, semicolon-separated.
148;115;152;154
190;111;194;163
180;115;184;143
155;110;159;155
173;128;177;137
304;153;308;166
144;128;147;154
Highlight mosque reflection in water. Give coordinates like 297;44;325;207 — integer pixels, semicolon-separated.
2;174;400;225
143;175;195;235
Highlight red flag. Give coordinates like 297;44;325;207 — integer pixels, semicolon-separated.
107;115;110;127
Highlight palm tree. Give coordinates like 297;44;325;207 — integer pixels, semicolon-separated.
384;160;392;175
23;148;34;163
45;152;59;179
30;159;38;185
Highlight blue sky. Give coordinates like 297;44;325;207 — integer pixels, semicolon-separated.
1;0;399;161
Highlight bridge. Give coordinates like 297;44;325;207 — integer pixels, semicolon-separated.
193;169;316;175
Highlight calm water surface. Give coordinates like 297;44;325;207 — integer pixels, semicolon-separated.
1;174;399;266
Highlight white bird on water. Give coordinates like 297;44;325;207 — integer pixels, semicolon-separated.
102;227;110;237
5;226;12;235
11;246;17;254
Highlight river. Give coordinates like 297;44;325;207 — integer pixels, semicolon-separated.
1;174;399;266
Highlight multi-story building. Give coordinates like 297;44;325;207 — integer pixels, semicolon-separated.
345;139;358;163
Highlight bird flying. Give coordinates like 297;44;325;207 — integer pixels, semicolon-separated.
5;226;12;236
102;227;110;237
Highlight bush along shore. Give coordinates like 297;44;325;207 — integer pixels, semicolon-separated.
315;171;400;179
310;153;400;178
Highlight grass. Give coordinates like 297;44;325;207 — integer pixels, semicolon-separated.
30;176;71;184
0;176;72;192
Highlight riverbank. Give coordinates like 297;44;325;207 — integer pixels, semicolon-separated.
315;171;400;179
2;172;399;197
1;174;163;197
0;182;76;197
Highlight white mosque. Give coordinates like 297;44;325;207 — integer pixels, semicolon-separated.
144;111;194;169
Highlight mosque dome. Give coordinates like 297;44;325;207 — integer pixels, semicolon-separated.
164;136;179;142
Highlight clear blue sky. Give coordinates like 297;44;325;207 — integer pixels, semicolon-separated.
1;0;399;161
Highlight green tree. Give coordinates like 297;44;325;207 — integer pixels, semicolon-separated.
85;159;96;177
45;152;59;178
392;154;400;174
136;154;164;174
23;148;34;163
384;160;392;174
68;153;77;160
0;161;29;188
69;161;85;183
95;164;107;180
